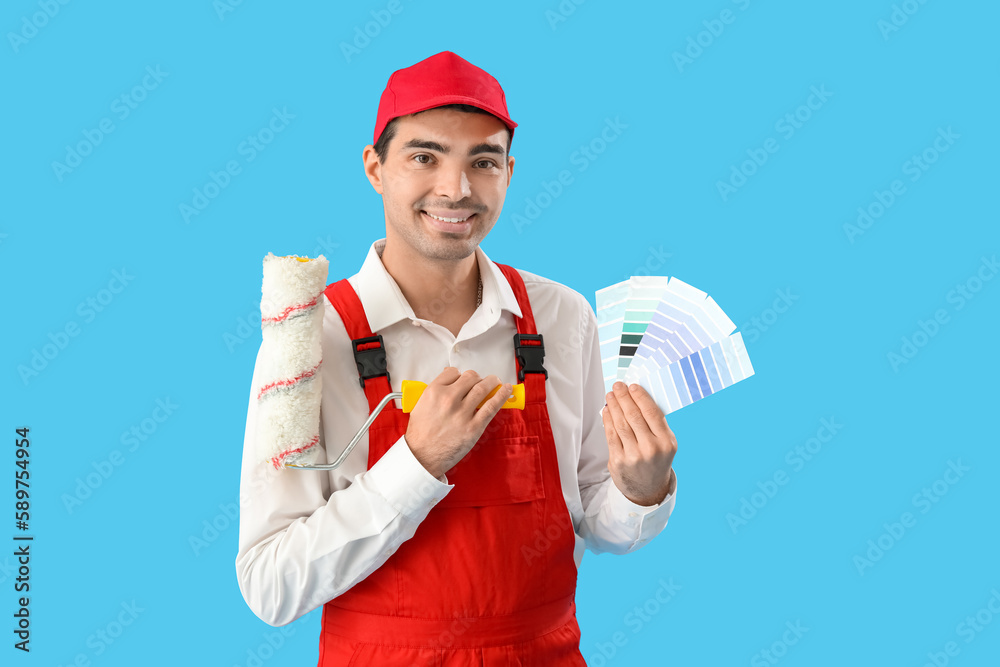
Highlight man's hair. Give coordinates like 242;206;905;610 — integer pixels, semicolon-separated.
373;103;512;164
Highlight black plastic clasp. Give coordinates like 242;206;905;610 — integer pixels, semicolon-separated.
513;333;548;383
351;335;390;388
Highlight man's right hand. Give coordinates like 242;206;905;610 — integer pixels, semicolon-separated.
404;367;512;479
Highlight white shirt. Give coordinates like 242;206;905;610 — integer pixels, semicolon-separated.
235;239;677;627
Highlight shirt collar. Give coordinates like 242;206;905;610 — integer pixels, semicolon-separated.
353;238;522;333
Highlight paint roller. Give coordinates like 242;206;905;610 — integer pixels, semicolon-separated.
255;253;328;470
254;253;526;472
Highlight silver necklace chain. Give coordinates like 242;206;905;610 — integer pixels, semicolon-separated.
476;275;483;307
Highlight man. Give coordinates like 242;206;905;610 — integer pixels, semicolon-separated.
236;50;678;665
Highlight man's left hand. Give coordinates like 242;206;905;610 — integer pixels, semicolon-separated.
602;381;678;507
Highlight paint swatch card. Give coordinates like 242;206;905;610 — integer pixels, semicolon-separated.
596;276;753;415
624;276;735;384
619;276;671;380
596;279;629;393
636;332;754;415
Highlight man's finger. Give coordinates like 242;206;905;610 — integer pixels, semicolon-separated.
628;383;668;438
433;366;463;386
612;383;654;443
471;381;511;430
450;369;483;396
464;374;502;409
605;391;637;448
602;405;624;459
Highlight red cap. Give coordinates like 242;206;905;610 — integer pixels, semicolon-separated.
373;51;517;147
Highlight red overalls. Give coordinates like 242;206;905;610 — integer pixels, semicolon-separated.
318;264;587;666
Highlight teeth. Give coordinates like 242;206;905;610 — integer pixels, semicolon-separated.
425;211;470;223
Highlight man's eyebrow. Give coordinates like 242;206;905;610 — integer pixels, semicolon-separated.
468;142;505;157
400;138;505;156
401;139;447;153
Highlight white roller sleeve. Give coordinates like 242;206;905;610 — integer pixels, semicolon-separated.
255;253;328;469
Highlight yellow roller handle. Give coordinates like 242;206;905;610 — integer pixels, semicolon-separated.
400;380;525;413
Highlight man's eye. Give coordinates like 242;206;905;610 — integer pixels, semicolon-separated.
413;154;431;164
475;160;496;169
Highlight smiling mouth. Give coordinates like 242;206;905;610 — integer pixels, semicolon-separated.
422;211;475;223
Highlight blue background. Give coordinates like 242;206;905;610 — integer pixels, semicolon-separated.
3;0;998;665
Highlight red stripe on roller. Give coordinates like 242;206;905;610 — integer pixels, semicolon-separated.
261;297;319;324
270;435;320;470
257;362;322;400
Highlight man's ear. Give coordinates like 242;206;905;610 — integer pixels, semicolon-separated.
362;145;384;194
506;155;515;188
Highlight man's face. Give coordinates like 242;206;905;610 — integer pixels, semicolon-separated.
364;107;514;263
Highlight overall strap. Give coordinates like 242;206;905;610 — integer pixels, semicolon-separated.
494;264;548;402
325;269;547;407
494;264;536;335
323;279;392;411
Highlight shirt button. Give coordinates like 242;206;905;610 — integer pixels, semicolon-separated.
412;320;421;327
628;512;638;518
453;344;460;352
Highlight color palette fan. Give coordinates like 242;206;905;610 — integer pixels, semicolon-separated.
596;276;754;415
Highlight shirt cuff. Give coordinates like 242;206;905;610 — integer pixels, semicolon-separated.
607;469;677;546
364;435;454;521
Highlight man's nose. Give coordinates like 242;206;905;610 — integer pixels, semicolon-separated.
433;161;472;201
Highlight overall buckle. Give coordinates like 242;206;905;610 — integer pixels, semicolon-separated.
513;333;548;382
352;335;390;388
